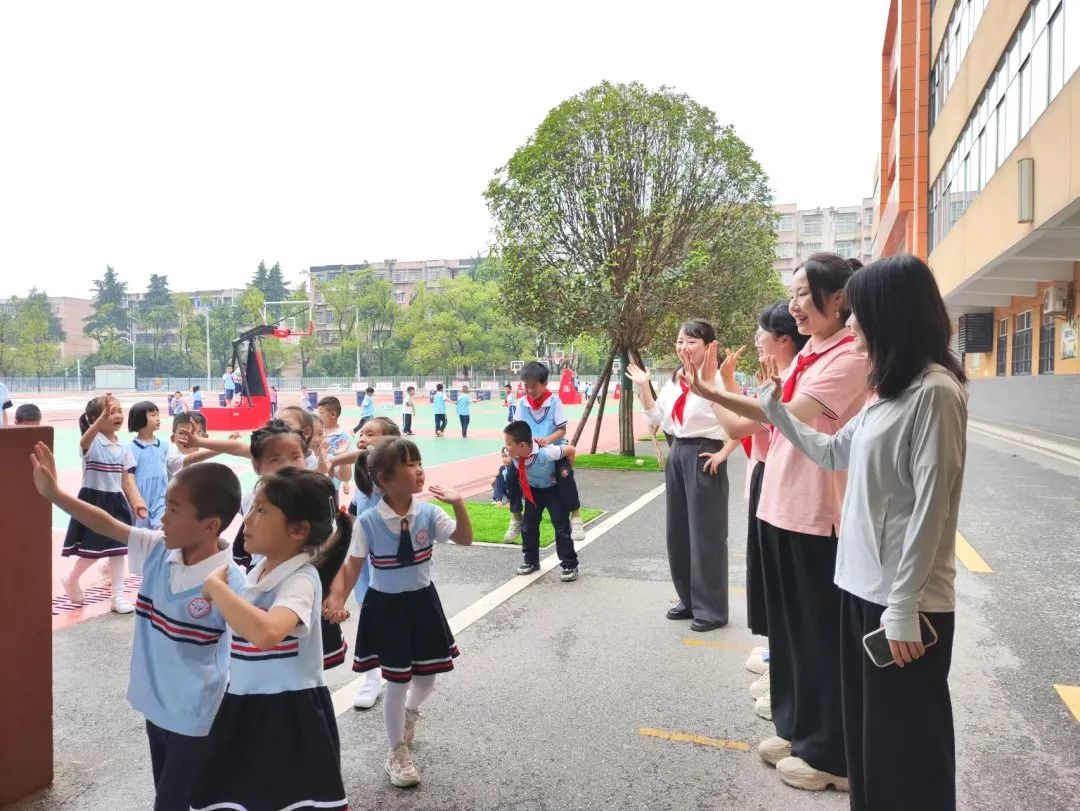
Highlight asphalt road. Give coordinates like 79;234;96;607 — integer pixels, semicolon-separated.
18;433;1080;811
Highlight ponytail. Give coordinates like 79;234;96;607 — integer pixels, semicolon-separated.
353;449;375;497
311;512;352;593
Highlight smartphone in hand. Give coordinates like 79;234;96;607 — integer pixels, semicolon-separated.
862;614;939;668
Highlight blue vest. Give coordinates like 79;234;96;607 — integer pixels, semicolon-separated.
517;397;567;446
522;449;559;489
351;489;381;603
128;543;244;736
358;504;441;594
227;563;325;695
129;437;169;528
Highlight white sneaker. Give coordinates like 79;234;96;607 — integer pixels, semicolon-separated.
353;672;382;709
404;707;420;746
570;516;585;542
749;669;770;700
502;515;523;542
754;693;772;720
111;598;135;615
776;756;849;792
61;575;85;605
758;736;791;766
745;646;769;675
384;743;420;788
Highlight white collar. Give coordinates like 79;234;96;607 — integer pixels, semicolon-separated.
166;537;229;567
246;552;312;591
376;496;419;523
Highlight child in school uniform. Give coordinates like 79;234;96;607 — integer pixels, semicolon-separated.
326;438;473;788
504;384;515;422
504;420;580;581
432;383;448;436
191;468;351;811
492;447;513;505
317;396;352;492
62;395;148;614
128;401;171;530
171;391;188;416
270;385;278;417
456;384;472;437
503;362;586;542
402;386;416;435
191;385;203;412
352;387;376;433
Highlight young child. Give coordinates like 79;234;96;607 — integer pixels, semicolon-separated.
352;387;376;433
167;412;216;473
15;403;42;425
222;366;236;404
504;362;586;543
401;386;416;436
317;396;351;492
170;391;187;416
432;384;448;437
128;401;171;530
191;468;350;811
62;395;148;613
270;385;279;417
504;420;580;581
492;447;513;505
327;438;473;788
0;378;10;426
504;384;515;422
277;405;321;471
31;446;244;811
300;384;310;412
191;385;203;412
456;384;472;438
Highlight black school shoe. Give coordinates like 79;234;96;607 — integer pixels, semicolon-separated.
516;562;540;575
690;619;727;632
560;567;579;582
666;606;693;620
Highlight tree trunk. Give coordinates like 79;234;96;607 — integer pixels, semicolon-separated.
570;342;617;446
618;348;635;456
589;365;613;454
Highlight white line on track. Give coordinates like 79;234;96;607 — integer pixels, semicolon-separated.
330;482;667;716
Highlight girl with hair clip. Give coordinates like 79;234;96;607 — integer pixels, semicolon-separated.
625;319;738;633
326;438;472;789
679;253;868;793
62;394;148;614
191;467;350;811
759;254;966;810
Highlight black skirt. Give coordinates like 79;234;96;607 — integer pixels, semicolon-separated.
321;618;347;670
353;583;459;682
745;461;768;636
61;489;131;558
189;687;347;811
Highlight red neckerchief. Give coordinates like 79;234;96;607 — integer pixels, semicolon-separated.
740;436;753;458
526;389;552;411
781;336;855;403
517;455;536;505
670;380;690;425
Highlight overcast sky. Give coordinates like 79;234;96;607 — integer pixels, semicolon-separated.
0;0;890;299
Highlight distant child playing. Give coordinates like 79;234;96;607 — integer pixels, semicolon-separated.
32;446;244;811
492;447;513;505
327;438;473;788
317;396;351;492
402;386;416;435
191;385;203;412
62;395;148;614
504;384;515;422
352;387;376;433
456;384;472;438
432;384;448;437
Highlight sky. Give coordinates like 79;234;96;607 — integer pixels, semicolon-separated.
0;0;891;299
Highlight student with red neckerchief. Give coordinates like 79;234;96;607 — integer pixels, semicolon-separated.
626;319;738;633
680;253;868;794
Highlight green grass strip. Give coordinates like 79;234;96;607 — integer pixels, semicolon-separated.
435;501;603;547
572;453;662;472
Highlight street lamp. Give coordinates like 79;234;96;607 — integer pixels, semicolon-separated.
129;316;136;378
202;310;212;386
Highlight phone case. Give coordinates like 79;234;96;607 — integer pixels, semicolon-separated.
862;614;939;668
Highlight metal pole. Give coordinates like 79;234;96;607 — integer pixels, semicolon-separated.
130;316;136;381
204;310;211;386
354;310;360;381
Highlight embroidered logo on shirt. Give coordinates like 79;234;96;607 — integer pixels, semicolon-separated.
187;597;212;619
415;527;429;546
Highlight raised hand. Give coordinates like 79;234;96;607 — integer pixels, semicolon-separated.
202;565;229;599
428;484;462;505
758;356;783;402
624;363;652;386
720;346;746;384
677;347;721;401
29;441;60;501
701;341;719;381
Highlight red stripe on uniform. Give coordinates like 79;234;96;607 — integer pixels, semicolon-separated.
136;600;220;641
230;640;300;654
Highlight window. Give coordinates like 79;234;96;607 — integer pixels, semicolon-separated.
799;242;822;260
930;0;991;125
776;213;795;231
801;214;822;235
863;238;873;254
775;242;795;259
394;291;406;304
997;318;1008;376
1039;312;1057;373
1012;310;1033;375
835;240;858;259
835;212;857;232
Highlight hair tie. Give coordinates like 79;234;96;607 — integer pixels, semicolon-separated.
328;495;337;522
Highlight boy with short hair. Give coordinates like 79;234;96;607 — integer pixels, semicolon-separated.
402;386;416;435
456;384;472;438
222;365;235;404
503;361;586;543
432;383;448;437
503;384;515;422
317;396;351;492
30;445;244;811
503;420;579;581
15;403;42;426
351;388;376;434
172;391;188;416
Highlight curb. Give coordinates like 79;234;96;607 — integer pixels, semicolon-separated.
968;419;1080;465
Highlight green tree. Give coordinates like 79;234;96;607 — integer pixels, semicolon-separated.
318;269;366;362
12;293;62;383
485;81;778;454
265;262;290;316
84;266;130;357
0;308;16;376
139;274;175;363
355;278;401;375
251;260;270;298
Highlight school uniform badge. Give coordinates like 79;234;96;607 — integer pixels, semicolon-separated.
415;528;429;546
188;597;212;619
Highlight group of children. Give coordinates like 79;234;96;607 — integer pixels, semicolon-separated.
35;361;592;809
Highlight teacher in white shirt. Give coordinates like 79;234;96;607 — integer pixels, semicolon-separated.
627;319;735;632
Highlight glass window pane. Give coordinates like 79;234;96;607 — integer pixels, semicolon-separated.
984;110;997;182
1034;0;1048;31
1021;61;1033;134
1005;76;1021;155
1009;36;1021;79
1032;30;1050;121
1068;0;1080;79
1051;9;1065;98
1021;12;1035;59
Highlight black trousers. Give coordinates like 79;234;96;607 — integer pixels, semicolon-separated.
403;413;413;434
841;592;956;810
745;461;767;635
145;720;209;811
521;485;578;569
758;520;846;776
459;414;471;436
506;458;579;515
434;413;447;433
664;437;729;625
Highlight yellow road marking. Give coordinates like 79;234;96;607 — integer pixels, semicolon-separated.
639;727;750;752
1053;685;1080;723
955;532;992;573
682;639;755;652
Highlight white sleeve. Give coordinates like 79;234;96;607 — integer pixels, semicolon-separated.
166;449;185;477
126;527;166;575
122;445;137;472
550;397;568;428
432;507;457;543
541;445;565;461
348;518;369;559
271;573;317;636
513;399;525;420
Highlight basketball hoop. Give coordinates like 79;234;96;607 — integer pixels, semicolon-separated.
510;360;524;374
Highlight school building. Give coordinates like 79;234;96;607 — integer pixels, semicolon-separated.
881;0;1080;438
772;201;877;285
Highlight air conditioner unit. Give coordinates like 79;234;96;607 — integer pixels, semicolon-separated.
957;313;994;354
1043;282;1072;316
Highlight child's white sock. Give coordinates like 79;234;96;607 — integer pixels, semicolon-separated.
384;681;409;747
66;556;95;587
108;556;126;600
405;674;436;712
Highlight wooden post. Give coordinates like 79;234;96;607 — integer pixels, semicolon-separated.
0;427;54;804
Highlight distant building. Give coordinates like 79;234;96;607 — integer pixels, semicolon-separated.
122;287;245;346
772;201;876;285
0;295;94;359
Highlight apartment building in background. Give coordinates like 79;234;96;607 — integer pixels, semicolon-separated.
122;288;245;346
885;0;1080;438
307;258;479;345
773;201;876;285
0;296;95;360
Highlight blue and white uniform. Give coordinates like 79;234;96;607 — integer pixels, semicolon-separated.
189;554;347;811
350;498;459;682
347;487;381;604
129;437;170;529
514;393;568;445
62;433;136;559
